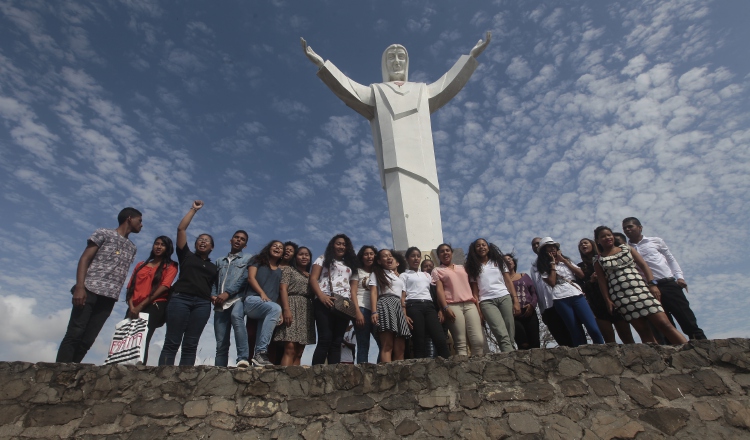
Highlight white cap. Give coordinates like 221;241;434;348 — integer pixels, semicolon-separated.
538;237;559;248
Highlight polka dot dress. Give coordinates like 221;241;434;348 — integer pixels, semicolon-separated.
597;244;664;321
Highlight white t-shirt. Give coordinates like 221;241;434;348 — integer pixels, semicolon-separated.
471;261;510;302
340;327;355;363
400;270;433;301
541;262;582;301
356;268;373;310
313;256;358;299
368;271;405;298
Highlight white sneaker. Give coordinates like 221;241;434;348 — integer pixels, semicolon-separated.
236;360;250;368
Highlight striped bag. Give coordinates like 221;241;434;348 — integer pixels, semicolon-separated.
103;313;149;365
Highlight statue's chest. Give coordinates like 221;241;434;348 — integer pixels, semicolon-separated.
372;82;426;120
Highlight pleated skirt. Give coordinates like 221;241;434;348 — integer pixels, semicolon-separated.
376;295;411;338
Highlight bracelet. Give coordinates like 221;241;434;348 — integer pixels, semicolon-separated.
442;306;449;311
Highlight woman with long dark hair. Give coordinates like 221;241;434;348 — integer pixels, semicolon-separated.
243;240;284;366
369;249;411;362
274;246;315;366
536;237;604;347
309;234;362;365
402;247;449;358
432;243;485;356
593;226;687;345
577;238;634;344
503;253;540;350
354;245;377;363
125;235;178;364
159;200;217;366
465;239;520;352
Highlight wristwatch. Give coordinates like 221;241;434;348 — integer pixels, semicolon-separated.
648;280;658;285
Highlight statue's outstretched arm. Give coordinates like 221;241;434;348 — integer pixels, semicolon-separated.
470;31;491;58
300;37;325;68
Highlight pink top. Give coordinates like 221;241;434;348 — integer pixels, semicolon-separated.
431;264;474;304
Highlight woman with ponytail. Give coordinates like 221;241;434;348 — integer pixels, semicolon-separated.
125;235;178;364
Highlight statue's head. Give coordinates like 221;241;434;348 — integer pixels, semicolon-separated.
381;44;409;82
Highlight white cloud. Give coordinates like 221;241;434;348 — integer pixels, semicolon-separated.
506;56;533;81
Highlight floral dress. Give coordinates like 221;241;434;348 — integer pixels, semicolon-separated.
597;244;664;321
273;267;315;345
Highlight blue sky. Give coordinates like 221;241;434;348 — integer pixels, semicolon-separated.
1;0;748;364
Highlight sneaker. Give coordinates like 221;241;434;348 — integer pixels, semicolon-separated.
252;351;272;367
236;360;250;368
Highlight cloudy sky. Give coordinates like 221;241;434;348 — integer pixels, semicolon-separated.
1;0;748;365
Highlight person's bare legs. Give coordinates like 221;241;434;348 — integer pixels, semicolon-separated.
614;320;636;344
648;312;688;344
597;318;617;343
393;336;405;361
629;318;658;344
379;331;395;363
281;342;296;366
293;343;305;366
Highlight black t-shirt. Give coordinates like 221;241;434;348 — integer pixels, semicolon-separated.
172;243;217;299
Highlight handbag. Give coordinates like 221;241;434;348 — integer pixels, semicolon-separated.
103;313;149;365
328;267;357;319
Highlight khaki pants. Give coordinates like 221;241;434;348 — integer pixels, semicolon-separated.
446;302;485;356
480;295;516;352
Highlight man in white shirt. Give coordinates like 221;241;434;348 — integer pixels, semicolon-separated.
529;237;584;347
622;217;706;340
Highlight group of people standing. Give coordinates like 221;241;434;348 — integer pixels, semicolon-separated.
56;202;705;367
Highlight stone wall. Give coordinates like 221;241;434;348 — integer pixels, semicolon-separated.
1;339;749;439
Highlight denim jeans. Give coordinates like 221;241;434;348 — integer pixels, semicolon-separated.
57;289;116;363
158;293;211;366
406;300;450;358
479;295;516;352
243;295;281;355
353;307;374;364
553;295;604;346
312;299;350;365
214;297;250;366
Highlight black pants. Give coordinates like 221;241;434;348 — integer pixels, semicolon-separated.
57;289;116;363
405;300;450;358
125;301;167;365
657;279;706;340
312;299;350;365
514;311;541;349
541;307;581;347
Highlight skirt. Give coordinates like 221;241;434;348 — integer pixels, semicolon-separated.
273;295;316;345
376;295;411;338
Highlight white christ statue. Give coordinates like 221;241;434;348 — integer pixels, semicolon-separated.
301;33;491;252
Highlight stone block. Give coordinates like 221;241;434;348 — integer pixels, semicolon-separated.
423;419;451;437
287;398;330;417
196;370;238;396
619;378;659;408
395;419;420;436
336;395;375;413
485;383;555;402
79;402;126;427
380;393;417;411
0;404;26;425
621;344;666;374
130;398;183;418
418;390;452;408
183;399;209;418
671;348;712;371
211;397;237;415
483;362;515;382
513;361;546;383
543;414;583;440
302;421;323;440
734;373;750;388
639;407;689;435
24;404;84;427
587;355;624;376
724;399;750;430
207;412;236;430
557;358;585;377
590;411;644;440
692;401;721;421
239;399;279;418
322;421;350;440
508;412;540;434
0;379;29;400
486;419;511;439
559;379;588;397
587;377;618;397
459;390;482;409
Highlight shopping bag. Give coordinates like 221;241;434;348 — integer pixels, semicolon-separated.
103;313;149;365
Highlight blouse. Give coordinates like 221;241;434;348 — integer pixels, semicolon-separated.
400;270;433;301
369;271;405;298
470;261;510;302
127;261;178;307
431;264;473;304
313;256;358;299
541;262;583;301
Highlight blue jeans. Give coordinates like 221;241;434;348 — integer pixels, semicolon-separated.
214;298;250;366
243;295;281;355
158;293;211;366
354;307;376;364
553;295;605;346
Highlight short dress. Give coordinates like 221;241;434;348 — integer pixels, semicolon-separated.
369;272;411;338
597;244;664;321
273;267;316;345
577;262;624;323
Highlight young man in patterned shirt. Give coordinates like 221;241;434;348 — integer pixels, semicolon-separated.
57;207;143;363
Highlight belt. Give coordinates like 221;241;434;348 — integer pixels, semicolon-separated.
406;299;434;305
655;277;676;285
